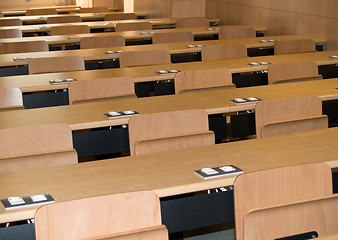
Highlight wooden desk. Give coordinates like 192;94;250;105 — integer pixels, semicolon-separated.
0;78;337;131
0;32;321;56
0;127;337;224
317;233;338;240
0;6;118;16
0;50;336;94
0;12;145;24
0;18;221;33
0;35;324;69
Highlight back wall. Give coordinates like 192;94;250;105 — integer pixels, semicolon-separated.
206;0;338;50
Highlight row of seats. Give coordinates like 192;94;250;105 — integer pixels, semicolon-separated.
0;93;328;172
31;162;338;240
0;60;323;109
0;36;316;59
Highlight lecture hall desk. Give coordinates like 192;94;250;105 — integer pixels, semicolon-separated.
1;77;337;159
0;78;337;131
0;12;144;24
0;127;337;238
0;35;324;70
0;6;118;16
0;17;221;34
0;25;269;50
0;49;336;96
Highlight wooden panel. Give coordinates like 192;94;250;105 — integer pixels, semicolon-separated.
80;35;125;49
218;27;256;39
128;109;213;155
174;68;233;94
93;0;115;8
0;19;22;27
0;87;23;109
274;39;316;55
152;31;194;44
0;41;49;54
26;8;58;16
0;123;74;159
0;29;22;38
134;0;171;18
104;13;137;20
0;0;60;9
201;44;247;61
135;132;215;155
244;195;338;240
50;25;90;36
119;50;171;67
0;150;77;174
28;56;85;74
34;191;161;240
46;16;82;24
206;0;338;50
175;18;210;28
115;22;152;32
79;7;110;13
68;77;136;104
255;96;325;138
233;162;333;240
262;115;328;138
172;0;206;18
84;225;168;240
268;61;319;84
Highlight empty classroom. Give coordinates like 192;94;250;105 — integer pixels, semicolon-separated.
0;0;338;240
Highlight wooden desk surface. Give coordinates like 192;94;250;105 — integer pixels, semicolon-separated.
0;34;324;68
0;6;118;16
0;25;268;47
0;126;337;223
316;233;338;240
0;12;144;24
0;18;221;33
0;49;336;93
0;78;337;131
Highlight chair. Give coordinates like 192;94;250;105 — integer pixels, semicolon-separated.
68;77;136;104
0;87;23;111
104;13;137;21
244;194;338;240
175;18;210;28
201;44;247;61
175;68;235;94
255;96;328;138
47;15;82;24
79;7;109;13
218;27;256;39
84;225;168;240
115;22;152;32
119;49;171;68
152;31;194;44
0;29;22;38
28;56;85;74
35;191;167;240
0;123;77;173
80;35;125;49
234;162;333;240
268;61;322;84
26;8;58;16
0;18;22;27
50;25;90;36
0;40;49;54
128;109;215;155
274;39;316;55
